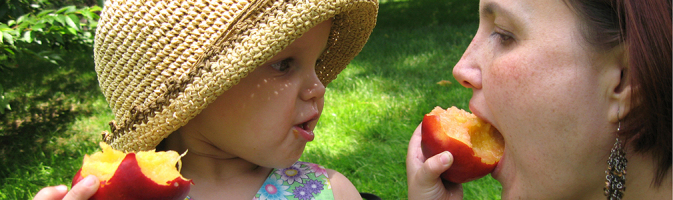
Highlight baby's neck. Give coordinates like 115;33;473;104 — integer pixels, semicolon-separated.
163;132;274;199
180;152;273;199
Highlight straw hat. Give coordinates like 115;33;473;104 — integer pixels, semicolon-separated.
94;0;378;152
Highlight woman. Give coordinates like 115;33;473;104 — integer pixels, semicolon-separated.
406;0;671;199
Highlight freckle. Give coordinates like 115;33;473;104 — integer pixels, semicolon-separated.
264;79;267;83
274;91;278;95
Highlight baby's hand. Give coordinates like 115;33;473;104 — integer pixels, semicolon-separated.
33;175;99;200
406;123;463;200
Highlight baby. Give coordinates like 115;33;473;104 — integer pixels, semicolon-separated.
34;0;378;199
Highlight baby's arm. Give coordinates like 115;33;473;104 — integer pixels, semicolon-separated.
326;169;363;200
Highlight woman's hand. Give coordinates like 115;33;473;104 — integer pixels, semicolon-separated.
407;123;463;200
33;175;99;200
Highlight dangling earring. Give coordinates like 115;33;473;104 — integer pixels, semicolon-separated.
604;108;627;200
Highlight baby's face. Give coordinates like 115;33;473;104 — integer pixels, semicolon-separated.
178;20;333;168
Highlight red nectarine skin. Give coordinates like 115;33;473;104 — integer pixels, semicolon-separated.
421;115;498;183
72;153;192;200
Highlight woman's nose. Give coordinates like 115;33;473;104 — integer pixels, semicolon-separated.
452;36;483;90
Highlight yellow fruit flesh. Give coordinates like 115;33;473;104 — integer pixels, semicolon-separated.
430;107;472;147
80;143;185;185
136;150;184;185
430;106;504;164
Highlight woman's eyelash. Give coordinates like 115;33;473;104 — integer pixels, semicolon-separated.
495;32;513;42
491;27;515;45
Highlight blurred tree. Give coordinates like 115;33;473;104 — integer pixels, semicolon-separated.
1;0;101;23
0;0;101;113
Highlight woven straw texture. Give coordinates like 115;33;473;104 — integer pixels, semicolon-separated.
94;0;378;152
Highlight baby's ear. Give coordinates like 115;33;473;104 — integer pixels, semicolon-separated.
606;45;632;123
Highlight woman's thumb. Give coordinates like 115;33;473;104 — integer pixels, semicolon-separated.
63;175;99;200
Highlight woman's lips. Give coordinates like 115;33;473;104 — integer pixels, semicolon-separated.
469;102;506;180
469;103;494;127
491;130;507;180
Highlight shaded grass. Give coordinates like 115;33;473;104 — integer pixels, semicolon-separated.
0;0;503;199
0;46;113;199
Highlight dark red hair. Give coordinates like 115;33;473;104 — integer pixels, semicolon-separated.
565;0;671;186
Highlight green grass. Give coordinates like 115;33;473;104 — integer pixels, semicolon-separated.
0;0;502;199
300;0;501;199
0;45;114;199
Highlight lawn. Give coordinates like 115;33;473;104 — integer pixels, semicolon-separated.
0;0;502;199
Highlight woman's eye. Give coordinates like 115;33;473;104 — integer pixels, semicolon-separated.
491;28;515;45
496;33;513;43
271;58;292;72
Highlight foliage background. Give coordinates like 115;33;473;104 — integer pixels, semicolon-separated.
0;0;502;199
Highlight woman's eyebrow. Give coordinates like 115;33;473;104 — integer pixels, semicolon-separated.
481;2;520;21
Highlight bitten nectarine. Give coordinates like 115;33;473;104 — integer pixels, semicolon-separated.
421;106;504;183
72;143;192;200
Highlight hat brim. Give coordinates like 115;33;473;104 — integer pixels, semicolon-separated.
103;0;378;152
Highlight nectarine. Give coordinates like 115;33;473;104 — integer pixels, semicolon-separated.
72;143;192;200
421;106;504;183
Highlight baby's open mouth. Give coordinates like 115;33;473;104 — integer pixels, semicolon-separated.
293;122;315;141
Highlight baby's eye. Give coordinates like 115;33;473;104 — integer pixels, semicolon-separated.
270;58;292;72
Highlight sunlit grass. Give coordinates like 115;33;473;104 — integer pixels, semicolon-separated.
300;0;501;196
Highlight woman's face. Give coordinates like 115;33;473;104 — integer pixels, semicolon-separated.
178;20;332;169
453;0;621;199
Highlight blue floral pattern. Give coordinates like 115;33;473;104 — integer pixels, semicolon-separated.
256;162;334;200
185;162;334;200
292;186;314;200
302;179;324;194
275;164;309;185
258;175;293;200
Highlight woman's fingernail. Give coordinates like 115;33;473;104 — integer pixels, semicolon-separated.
56;185;68;192
82;175;97;187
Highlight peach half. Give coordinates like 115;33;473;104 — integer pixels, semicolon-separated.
421;106;504;183
72;143;192;200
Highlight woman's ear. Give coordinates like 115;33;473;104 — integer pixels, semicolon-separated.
607;45;632;123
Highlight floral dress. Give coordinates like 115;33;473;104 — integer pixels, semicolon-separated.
185;161;335;200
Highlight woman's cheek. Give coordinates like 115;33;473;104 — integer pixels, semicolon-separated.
485;55;533;107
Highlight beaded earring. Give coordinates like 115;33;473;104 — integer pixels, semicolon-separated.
604;108;627;200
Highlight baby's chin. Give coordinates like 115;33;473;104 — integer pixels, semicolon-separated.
266;160;300;169
262;152;304;169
